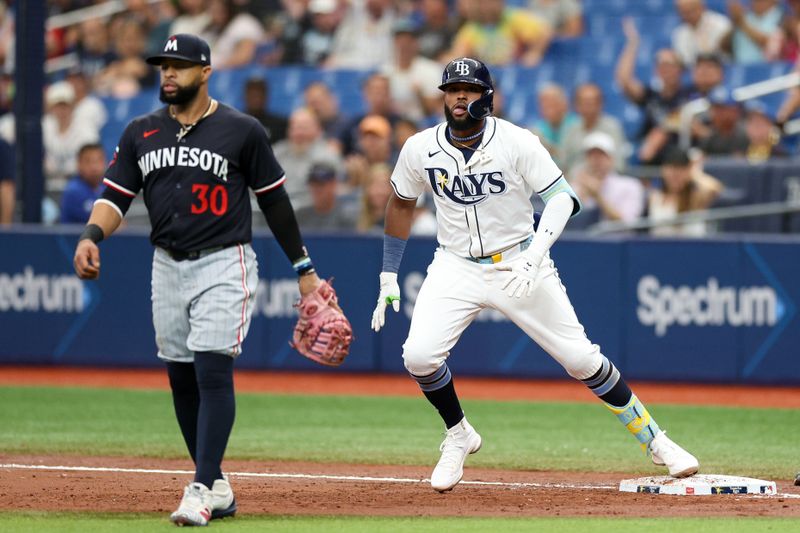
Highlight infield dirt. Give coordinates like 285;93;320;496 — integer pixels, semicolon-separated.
1;367;799;518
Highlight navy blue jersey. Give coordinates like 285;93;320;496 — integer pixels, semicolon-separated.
102;102;285;252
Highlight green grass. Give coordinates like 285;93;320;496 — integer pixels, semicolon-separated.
0;513;796;532
0;386;798;478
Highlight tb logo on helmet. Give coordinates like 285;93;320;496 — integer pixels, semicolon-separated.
453;60;471;76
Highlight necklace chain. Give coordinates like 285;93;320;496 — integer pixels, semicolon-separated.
449;124;486;143
171;98;215;142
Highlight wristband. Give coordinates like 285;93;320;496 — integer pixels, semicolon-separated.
292;255;315;276
382;235;407;273
79;224;104;244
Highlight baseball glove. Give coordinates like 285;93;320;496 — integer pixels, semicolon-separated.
291;279;353;366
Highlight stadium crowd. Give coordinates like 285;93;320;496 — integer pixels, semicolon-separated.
0;0;799;235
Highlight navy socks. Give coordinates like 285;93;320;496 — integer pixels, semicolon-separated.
411;364;465;429
166;352;235;489
166;362;199;463
193;351;236;488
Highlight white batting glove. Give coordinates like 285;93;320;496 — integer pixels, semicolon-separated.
371;272;401;332
493;250;543;298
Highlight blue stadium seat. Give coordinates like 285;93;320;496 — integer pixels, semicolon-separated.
704;158;771;233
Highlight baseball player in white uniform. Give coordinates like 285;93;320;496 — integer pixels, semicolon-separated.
371;58;699;492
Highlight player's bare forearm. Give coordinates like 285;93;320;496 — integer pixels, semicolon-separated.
73;202;123;280
87;201;124;238
384;194;417;240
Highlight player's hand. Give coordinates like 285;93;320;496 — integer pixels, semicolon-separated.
493;253;542;298
371;272;400;332
298;271;322;297
74;239;101;280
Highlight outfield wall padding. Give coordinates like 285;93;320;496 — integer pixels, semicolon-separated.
1;228;798;384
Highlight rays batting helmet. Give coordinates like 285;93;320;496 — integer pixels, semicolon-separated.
438;57;494;120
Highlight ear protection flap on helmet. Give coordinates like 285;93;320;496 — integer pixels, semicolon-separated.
467;89;494;120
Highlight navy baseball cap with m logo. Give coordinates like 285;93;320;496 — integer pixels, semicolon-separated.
146;34;211;66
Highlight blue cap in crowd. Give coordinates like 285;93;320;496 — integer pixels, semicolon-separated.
708;86;738;107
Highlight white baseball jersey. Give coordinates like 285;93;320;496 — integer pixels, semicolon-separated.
391;117;568;258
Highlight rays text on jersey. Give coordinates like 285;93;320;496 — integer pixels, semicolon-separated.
137;146;229;182
425;167;506;206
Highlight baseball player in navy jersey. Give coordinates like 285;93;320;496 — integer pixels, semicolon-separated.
372;58;699;492
73;34;322;526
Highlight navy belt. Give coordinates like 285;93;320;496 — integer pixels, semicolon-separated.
466;236;532;264
163;245;228;262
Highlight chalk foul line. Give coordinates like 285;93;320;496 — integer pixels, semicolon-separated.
2;463;799;499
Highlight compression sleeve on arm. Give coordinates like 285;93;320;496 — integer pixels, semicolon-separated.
382;235;407;273
526;191;574;265
256;186;307;263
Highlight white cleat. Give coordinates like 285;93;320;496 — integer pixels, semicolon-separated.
170;482;212;527
648;430;699;478
430;417;482;492
210;477;237;520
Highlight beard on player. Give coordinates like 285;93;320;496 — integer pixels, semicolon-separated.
444;103;482;133
159;79;202;106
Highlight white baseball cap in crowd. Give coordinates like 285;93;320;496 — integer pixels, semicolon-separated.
309;0;337;14
582;131;616;156
46;81;76;106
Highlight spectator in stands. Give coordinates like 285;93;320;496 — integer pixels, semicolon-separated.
767;0;800;61
571;132;646;223
74;18;116;81
125;0;178;57
273;107;343;210
382;19;442;123
0;68;13;117
417;0;460;61
696;86;749;156
345;114;396;189
203;0;265;69
327;0;396;69
243;77;288;142
561;83;628;175
530;83;577;166
528;0;584;38
689;52;725;98
60;143;106;224
617;19;692;165
170;0;211;36
723;0;783;64
743;99;788;161
450;0;553;66
672;0;732;65
339;73;401;156
66;68;108;133
393;116;419;151
357;162;393;232
0;137;13;225
274;0;313;65
647;146;723;236
293;0;343;65
94;18;157;97
0;3;12;73
304;81;349;152
42;81;100;187
294;162;358;231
